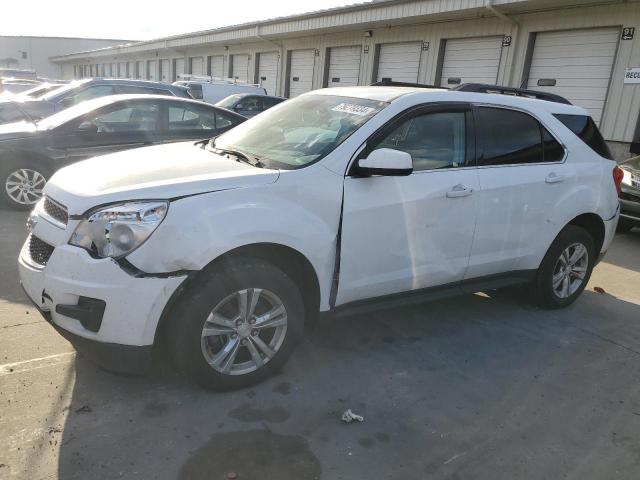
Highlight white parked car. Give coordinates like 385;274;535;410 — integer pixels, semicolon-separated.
19;86;621;390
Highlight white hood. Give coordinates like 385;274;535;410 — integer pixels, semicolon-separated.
45;141;279;214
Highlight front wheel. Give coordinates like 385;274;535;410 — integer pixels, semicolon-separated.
169;260;305;391
532;225;595;309
1;164;48;210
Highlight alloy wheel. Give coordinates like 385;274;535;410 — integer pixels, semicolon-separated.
5;168;47;206
552;242;589;299
200;288;288;376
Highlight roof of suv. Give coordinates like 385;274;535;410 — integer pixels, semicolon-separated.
311;86;588;116
41;78;190;102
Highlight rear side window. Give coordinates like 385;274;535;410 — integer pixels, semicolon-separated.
187;84;203;100
553;114;613;160
478;107;564;165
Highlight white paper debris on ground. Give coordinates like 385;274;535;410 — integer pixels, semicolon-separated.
341;409;364;423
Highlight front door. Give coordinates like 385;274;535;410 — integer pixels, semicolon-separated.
53;100;162;164
337;104;479;306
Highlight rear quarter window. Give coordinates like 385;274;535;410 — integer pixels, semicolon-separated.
553;114;613;160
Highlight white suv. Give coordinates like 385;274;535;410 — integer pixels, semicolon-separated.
18;86;622;390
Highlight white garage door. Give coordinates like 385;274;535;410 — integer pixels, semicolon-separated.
147;60;157;80
135;61;144;79
439;36;503;87
288;49;315;98
257;52;279;95
127;62;135;79
327;45;361;87
191;57;204;76
174;58;185;80
231;54;250;82
160;59;171;83
118;62;127;78
209;55;224;78
376;42;421;83
527;28;619;125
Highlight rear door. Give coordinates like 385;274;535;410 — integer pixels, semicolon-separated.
161;101;243;143
338;103;479;305
52;100;162;163
466;105;568;279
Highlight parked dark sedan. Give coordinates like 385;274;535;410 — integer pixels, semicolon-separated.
0;94;245;209
215;93;286;118
0;78;191;126
618;155;640;233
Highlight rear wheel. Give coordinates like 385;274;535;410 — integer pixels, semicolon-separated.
169;259;304;391
1;164;48;210
532;225;595;309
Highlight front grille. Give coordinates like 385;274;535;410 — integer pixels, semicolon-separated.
43;197;68;227
28;234;55;266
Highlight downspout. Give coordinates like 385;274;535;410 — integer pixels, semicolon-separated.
484;0;518;25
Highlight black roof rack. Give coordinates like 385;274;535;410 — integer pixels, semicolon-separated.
371;79;440;89
452;83;572;105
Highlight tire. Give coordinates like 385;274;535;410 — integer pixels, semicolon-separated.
532;225;596;309
168;259;305;391
616;218;634;234
0;162;49;211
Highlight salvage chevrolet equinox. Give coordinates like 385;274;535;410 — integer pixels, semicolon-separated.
19;86;622;391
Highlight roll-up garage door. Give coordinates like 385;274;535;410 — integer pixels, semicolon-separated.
526;28;619;125
118;62;127;78
127;62;135;79
190;57;204;76
135;61;143;79
257;52;279;95
160;59;171;83
288;49;315;98
174;58;185;81
231;54;250;83
376;42;421;83
209;55;224;78
439;36;503;87
327;45;361;87
147;60;157;80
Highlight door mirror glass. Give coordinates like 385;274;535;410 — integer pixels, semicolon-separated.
355;148;413;176
77;121;98;133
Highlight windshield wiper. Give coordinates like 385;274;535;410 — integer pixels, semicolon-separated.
213;147;266;169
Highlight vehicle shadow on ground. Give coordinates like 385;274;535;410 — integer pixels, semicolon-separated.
0;208;31;305
46;287;640;480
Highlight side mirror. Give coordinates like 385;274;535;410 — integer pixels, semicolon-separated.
77;121;98;133
354;148;413;176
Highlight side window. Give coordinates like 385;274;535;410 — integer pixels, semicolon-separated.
263;97;284;108
64;85;114;106
114;85;171;96
542;128;565;162
236;97;263;112
553;113;613;160
77;102;160;132
168;105;216;131
478;107;544;165
372;111;467;171
215;112;237;130
0;104;27;124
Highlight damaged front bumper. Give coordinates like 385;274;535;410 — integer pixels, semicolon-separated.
18;241;187;374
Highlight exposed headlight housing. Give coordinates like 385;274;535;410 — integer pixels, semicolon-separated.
70;201;168;258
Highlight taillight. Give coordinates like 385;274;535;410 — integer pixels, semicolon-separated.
613;166;624;195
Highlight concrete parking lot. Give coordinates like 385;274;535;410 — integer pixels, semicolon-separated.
1;207;639;480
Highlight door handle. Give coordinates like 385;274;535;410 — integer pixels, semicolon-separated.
446;184;473;198
545;173;565;184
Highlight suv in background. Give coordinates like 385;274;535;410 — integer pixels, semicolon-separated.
19;86;621;391
617;155;640;232
0;78;191;125
215;93;286;118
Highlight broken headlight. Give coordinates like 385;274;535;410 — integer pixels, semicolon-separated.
70;201;168;258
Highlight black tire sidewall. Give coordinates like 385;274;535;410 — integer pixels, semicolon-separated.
0;163;49;211
535;225;596;309
170;260;305;391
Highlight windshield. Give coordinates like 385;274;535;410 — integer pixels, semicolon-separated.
212;94;387;169
215;94;242;109
40;79;90;102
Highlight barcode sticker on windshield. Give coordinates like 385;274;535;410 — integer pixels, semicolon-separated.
331;103;375;116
